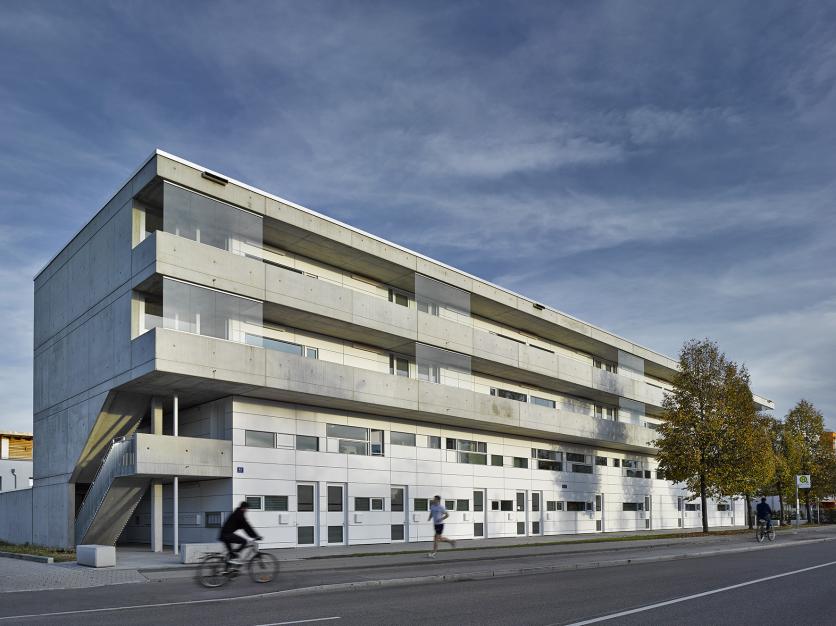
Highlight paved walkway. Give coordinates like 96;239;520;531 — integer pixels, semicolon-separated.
1;524;832;593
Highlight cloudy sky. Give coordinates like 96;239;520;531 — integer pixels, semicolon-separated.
2;1;836;432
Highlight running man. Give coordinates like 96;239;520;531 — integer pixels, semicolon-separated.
427;495;456;557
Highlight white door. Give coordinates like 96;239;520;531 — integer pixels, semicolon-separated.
325;484;346;545
390;486;407;542
473;489;486;539
516;491;528;536
296;483;318;546
531;491;543;535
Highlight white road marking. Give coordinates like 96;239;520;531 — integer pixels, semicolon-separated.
258;616;341;626
564;559;836;625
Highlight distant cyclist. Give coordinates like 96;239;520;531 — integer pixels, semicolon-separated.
220;501;262;565
755;497;773;530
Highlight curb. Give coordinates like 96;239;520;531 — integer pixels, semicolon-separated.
0;551;53;564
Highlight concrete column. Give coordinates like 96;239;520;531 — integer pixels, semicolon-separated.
151;397;164;435
150;480;163;552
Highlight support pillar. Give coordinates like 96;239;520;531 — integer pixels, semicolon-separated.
151;480;163;552
173;394;179;556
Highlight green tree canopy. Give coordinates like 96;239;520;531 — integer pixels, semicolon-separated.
654;339;772;532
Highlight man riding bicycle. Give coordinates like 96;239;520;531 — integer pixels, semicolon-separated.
755;497;773;530
220;501;262;565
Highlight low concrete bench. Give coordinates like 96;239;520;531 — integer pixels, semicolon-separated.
77;544;116;568
180;542;225;564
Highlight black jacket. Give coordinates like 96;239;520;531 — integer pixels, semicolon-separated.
219;507;257;539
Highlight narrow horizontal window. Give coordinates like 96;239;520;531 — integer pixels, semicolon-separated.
531;396;556;409
296;435;319;451
245;496;263;510
245;430;275;448
566;453;586;463
264;496;288;511
491;388;528;403
391;431;416;446
354;497;371;511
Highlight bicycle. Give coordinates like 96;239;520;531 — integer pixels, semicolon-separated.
755;518;776;543
197;540;279;587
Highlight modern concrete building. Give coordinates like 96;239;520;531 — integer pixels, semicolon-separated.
1;150;774;550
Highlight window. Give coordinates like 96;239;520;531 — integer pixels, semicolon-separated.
593;358;618;374
623;459;640;469
305;346;318;359
500;500;514;511
328;526;343;543
532;493;540;512
717;502;730;512
428;436;441;449
529;344;554;354
517;522;526;535
205;512;223;528
644;470;652;479
391;524;405;541
265;496;289;511
391;431;416;446
298;527;315;544
417;363;440;383
613;459;621;468
532;521;541;534
572;464;593;474
390;355;409;377
622;502;644;511
566;453;586;463
328;486;343;512
685;503;701;512
246;496;263;510
596;495;602;512
473;491;484;512
491;455;504;466
532;449;563;471
456;499;470;511
516;493;525;512
371;498;385;511
296;435;319;451
474;522;484;537
595;405;618;421
547;501;563;512
595;456;608;466
677;497;683;512
656;470;666;480
445;499;455;511
413;498;429;511
513;457;528;469
446;438;457;450
453;439;488;465
531;396;556;409
391;487;405;512
491;501;500;511
389;289;409;307
245;430;275;448
327;424;384;456
297;485;315;512
566;501;586;512
246;334;304;356
491;388;528;403
417;300;439;315
354;498;371;511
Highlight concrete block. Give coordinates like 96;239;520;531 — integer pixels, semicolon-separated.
180;542;226;564
77;544;116;567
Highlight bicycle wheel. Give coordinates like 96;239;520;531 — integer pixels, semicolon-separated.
756;526;765;543
198;554;229;588
766;526;776;541
248;551;279;583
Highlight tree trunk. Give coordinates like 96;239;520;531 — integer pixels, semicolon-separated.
744;494;753;529
805;491;811;524
778;493;785;524
700;476;709;533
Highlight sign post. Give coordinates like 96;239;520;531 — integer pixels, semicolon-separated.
796;475;811;529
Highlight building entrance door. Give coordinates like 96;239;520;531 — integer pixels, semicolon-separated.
531;491;543;535
325;484;346;545
515;491;528;536
390;485;407;542
296;482;318;546
473;489;486;539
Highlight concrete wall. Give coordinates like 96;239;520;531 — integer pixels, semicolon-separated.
0;488;33;544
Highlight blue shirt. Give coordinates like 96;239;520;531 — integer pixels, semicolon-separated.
430;503;447;524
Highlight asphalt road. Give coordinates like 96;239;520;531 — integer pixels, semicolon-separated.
3;538;835;625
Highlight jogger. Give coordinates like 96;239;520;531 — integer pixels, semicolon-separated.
427;495;456;557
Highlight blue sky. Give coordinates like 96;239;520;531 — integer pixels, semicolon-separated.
2;1;836;432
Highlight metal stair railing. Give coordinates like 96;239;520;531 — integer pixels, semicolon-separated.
74;436;136;544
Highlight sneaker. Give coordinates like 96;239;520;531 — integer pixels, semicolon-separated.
427;552;436;558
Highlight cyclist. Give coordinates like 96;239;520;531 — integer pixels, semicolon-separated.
755;497;773;530
220;501;262;566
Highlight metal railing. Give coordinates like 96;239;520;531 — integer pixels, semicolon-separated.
74;436;136;545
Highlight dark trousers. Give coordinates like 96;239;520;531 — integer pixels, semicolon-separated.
221;532;247;559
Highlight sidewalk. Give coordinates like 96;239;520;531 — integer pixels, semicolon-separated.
2;524;834;594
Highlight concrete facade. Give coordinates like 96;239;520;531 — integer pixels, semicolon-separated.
8;150;773;549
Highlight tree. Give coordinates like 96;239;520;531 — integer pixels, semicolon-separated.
783;400;836;521
654;339;772;533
